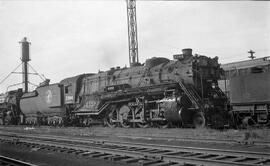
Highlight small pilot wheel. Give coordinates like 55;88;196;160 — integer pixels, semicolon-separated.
193;112;205;128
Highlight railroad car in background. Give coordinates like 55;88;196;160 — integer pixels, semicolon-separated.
220;56;270;127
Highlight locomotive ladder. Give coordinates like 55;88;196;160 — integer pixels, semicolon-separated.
178;81;203;110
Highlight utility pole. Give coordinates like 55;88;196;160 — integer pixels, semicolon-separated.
126;0;139;67
19;37;31;93
248;50;255;60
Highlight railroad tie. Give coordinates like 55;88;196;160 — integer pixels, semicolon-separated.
139;159;163;166
149;161;178;166
120;157;142;163
109;155;130;161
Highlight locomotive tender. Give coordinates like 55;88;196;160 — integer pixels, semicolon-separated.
0;49;228;128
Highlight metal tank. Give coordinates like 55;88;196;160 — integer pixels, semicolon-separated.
20;37;30;62
19;37;31;93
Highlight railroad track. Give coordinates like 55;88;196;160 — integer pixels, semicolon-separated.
1;127;269;146
102;133;270;146
0;132;269;166
2;132;269;159
0;155;37;166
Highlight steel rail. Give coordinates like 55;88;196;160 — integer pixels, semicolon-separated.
0;133;269;166
2;136;269;166
1;132;268;158
0;155;37;166
78;132;270;146
1;127;269;146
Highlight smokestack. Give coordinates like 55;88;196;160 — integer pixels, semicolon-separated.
19;37;31;93
182;48;192;57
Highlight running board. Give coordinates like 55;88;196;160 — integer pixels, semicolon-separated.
74;103;110;116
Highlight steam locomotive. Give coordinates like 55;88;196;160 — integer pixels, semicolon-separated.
0;49;228;128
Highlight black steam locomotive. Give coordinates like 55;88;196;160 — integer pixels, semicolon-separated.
0;49;228;128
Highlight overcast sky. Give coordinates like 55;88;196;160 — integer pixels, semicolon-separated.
0;1;269;92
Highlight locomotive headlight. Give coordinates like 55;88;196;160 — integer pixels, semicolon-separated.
211;82;217;89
